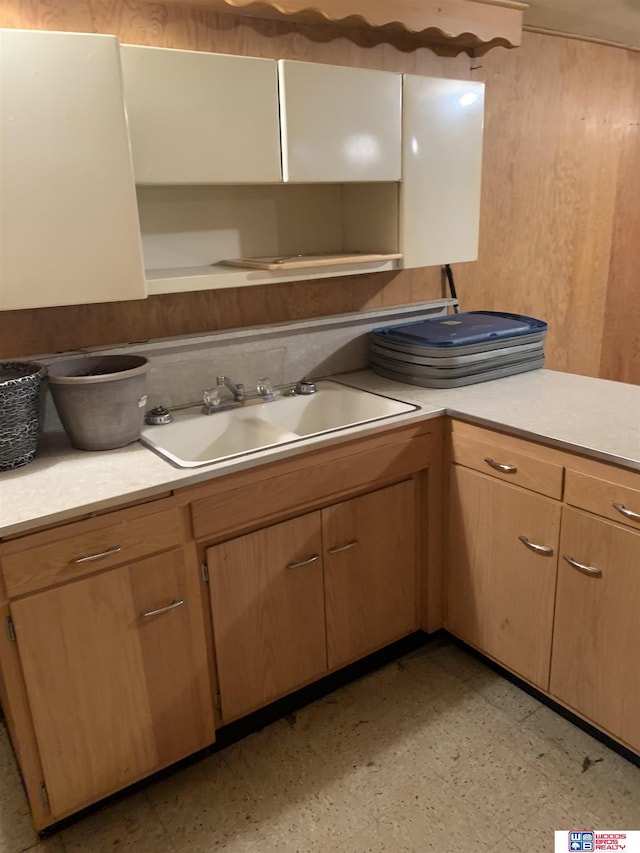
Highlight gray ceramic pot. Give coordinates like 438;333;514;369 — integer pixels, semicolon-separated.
48;355;149;451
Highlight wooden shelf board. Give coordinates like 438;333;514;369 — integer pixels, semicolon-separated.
221;252;403;270
145;257;402;294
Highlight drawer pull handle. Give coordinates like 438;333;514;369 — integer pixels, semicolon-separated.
286;554;320;570
563;555;602;578
328;539;359;555
70;545;122;564
141;599;185;618
485;457;517;474
518;535;554;556
613;502;640;522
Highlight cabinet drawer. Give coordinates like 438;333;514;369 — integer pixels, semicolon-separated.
450;432;564;499
1;505;184;597
565;469;640;530
190;430;433;541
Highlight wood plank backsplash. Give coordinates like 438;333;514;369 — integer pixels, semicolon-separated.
0;1;638;384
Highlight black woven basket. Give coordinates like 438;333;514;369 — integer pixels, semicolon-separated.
0;362;48;471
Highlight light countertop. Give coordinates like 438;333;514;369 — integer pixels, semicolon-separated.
1;368;638;538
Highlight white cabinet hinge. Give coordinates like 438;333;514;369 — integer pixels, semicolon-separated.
40;782;49;806
201;562;209;583
6;617;16;642
214;690;221;713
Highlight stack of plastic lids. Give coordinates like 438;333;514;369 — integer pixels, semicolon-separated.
370;311;547;389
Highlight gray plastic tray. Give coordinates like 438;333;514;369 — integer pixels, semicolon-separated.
370;339;544;369
370;356;545;388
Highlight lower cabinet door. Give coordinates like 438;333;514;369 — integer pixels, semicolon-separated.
447;466;561;689
207;511;327;722
550;507;640;752
11;549;214;818
323;480;418;670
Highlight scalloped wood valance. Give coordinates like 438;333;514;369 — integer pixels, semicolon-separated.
199;0;528;55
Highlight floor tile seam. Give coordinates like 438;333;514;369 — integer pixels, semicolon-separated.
487;827;512;850
370;816;420;852
19;840;65;853
480;737;571;790
399;659;472;693
491;806;550;841
513;704;544;725
138;789;181;852
464;679;544;721
371;772;459;826
571;772;640;816
345;761;446;817
256;724;358;777
498;794;560;838
502;798;612;840
501;714;579;765
501;725;607;789
427;656;486;683
451;762;554;810
330;807;380;849
2;824;40;853
440;752;559;837
372;780;508;852
285;710;414;768
521;705;612;756
516;751;629;806
240;755;376;829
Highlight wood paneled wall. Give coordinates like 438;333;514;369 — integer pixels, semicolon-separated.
456;32;640;384
0;1;638;384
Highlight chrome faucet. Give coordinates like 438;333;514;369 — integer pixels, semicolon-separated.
217;375;245;403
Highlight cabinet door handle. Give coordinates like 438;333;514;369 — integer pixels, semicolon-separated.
70;545;122;564
518;535;554;556
613;502;640;522
484;457;517;474
286;554;320;570
141;599;185;618
563;555;602;578
328;539;359;555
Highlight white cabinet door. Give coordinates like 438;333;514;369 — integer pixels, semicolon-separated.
0;30;145;310
278;60;402;183
401;76;484;268
120;46;282;185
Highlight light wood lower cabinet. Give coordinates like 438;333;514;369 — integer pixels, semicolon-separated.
446;465;561;689
0;422;435;829
10;548;214;819
208;479;419;721
324;480;417;670
446;421;640;757
207;512;327;722
550;508;640;753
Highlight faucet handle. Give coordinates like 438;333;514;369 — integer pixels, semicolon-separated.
294;377;318;395
203;388;221;409
257;377;277;401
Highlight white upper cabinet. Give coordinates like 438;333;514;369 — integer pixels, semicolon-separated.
0;29;146;311
120;46;282;185
278;60;402;183
400;76;484;268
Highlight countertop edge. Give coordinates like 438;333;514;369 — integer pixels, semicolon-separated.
2;368;639;538
444;408;640;473
0;405;443;539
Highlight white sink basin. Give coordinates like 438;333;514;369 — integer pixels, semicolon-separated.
140;381;418;468
256;383;414;436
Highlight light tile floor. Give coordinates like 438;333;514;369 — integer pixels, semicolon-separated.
2;639;639;853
